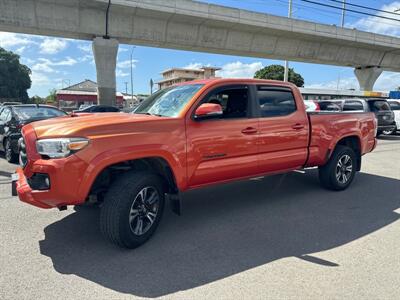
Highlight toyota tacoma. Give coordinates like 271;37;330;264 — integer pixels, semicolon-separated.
13;79;377;248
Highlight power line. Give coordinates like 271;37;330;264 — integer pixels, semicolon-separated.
328;0;400;16
300;0;400;22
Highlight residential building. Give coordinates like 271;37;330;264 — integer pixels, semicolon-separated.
157;66;221;90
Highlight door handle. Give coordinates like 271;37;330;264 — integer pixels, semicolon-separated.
241;127;258;134
292;123;304;130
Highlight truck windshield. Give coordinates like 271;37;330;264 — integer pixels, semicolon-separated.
134;84;204;117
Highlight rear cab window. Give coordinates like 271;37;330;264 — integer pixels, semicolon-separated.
367;100;391;112
343;100;364;111
256;86;297;117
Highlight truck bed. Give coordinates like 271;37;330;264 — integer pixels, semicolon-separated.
305;111;377;167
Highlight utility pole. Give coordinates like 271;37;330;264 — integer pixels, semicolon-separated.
130;46;136;100
124;82;128;95
150;79;154;95
341;0;346;27
284;0;292;82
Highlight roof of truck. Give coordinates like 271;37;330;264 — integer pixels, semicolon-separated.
176;78;298;87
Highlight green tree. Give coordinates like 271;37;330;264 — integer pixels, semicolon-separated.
46;88;57;103
254;64;304;87
30;95;44;104
0;47;31;102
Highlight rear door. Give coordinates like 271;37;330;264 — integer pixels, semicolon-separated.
255;85;309;173
186;84;259;187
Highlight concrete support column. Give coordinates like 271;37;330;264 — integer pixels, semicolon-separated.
354;66;382;91
92;37;119;105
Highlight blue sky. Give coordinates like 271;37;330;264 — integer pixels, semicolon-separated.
0;0;399;97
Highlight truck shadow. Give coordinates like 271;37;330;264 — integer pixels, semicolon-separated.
39;170;400;297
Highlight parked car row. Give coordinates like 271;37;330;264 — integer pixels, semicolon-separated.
0;105;67;162
304;98;398;136
0;103;123;163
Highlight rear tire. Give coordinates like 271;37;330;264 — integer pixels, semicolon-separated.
319;145;357;191
100;171;165;249
4;139;18;163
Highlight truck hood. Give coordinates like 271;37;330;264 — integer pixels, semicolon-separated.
28;113;165;138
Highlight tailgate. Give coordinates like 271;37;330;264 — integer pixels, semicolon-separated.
375;111;395;126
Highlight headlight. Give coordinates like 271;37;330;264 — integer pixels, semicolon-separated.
36;138;89;158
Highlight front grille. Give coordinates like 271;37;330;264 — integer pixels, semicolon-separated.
19;137;28;168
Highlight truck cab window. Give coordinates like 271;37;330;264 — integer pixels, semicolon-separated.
343;101;363;111
203;87;249;119
256;87;296;117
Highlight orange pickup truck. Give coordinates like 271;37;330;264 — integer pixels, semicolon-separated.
13;79;377;248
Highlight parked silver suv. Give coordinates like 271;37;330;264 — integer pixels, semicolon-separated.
317;98;396;136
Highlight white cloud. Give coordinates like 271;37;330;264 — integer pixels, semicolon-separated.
306;72;400;91
78;54;94;63
375;72;400;90
349;1;400;36
217;61;263;78
117;59;138;68
38;57;77;66
15;46;26;54
32;57;77;74
22;57;35;65
116;69;129;77
32;62;56;73
183;62;203;69
0;32;37;48
31;72;51;86
77;43;92;53
39;38;67;54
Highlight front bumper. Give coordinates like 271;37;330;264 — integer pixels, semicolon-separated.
377;123;396;132
13;155;89;209
13;168;52;208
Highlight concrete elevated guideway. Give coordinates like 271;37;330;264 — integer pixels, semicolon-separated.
1;0;400;104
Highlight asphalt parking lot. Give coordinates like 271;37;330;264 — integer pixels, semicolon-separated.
0;137;399;300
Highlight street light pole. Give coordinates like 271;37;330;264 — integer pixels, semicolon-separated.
341;0;346;27
130;46;136;100
284;0;293;82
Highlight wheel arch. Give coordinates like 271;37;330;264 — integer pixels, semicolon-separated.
331;135;362;171
80;155;181;202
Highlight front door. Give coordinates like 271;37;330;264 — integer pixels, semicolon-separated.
186;85;259;188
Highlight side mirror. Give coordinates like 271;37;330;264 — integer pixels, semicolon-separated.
194;103;223;119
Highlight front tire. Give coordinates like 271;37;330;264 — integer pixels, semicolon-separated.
319;145;357;191
100;171;165;248
4;139;18;163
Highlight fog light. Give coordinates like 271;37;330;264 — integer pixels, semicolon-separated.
28;173;50;190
